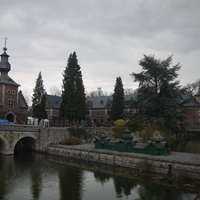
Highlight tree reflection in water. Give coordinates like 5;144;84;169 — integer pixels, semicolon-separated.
0;153;198;200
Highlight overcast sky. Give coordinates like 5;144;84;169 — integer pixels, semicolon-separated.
0;0;200;101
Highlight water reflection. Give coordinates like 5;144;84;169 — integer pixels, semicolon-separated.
59;164;82;200
114;176;137;198
0;152;197;200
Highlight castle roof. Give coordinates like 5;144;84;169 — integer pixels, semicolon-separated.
46;94;62;109
87;94;137;109
18;90;28;108
0;75;20;86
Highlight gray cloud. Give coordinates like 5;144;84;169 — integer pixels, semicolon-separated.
0;0;200;100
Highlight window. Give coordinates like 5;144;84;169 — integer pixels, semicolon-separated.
20;115;23;123
7;90;11;94
12;90;16;95
8;99;14;107
99;118;104;124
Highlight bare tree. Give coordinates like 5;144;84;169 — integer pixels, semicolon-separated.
48;86;61;96
124;88;135;95
97;87;103;96
182;79;200;95
87;87;110;97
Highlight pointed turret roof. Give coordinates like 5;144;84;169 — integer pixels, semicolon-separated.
0;38;11;75
0;40;20;86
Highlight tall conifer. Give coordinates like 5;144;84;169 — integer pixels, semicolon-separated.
59;52;86;124
110;77;125;121
32;72;47;120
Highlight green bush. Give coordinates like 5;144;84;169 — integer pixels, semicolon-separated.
126;118;142;131
148;124;172;138
68;127;92;141
112;127;127;138
114;119;126;127
68;128;85;138
62;136;81;145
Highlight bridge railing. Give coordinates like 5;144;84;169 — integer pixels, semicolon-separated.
0;124;40;132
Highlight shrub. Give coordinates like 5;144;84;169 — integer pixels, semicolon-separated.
68;128;85;138
62;136;81;145
126;118;142;131
114;119;126;127
112;127;127;138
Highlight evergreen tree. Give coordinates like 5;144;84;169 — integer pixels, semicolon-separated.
110;77;125;121
32;72;47;120
130;55;183;130
59;52;86;123
32;72;46;107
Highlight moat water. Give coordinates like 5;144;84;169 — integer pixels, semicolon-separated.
0;152;198;200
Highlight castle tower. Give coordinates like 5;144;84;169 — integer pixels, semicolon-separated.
0;39;11;76
0;39;28;123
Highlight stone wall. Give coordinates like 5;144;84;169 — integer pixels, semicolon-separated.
37;127;115;151
36;127;69;152
46;145;200;179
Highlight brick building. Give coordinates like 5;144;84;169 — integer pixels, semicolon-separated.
178;92;200;124
0;45;28;123
45;94;137;126
86;95;137;125
45;91;200;127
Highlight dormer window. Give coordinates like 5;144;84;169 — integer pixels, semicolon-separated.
100;100;104;105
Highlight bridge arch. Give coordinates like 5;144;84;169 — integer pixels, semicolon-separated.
13;135;37;152
0;135;9;154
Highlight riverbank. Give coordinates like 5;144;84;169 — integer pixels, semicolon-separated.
45;153;200;194
46;144;200;180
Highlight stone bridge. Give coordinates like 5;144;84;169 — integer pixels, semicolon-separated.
0;125;69;155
